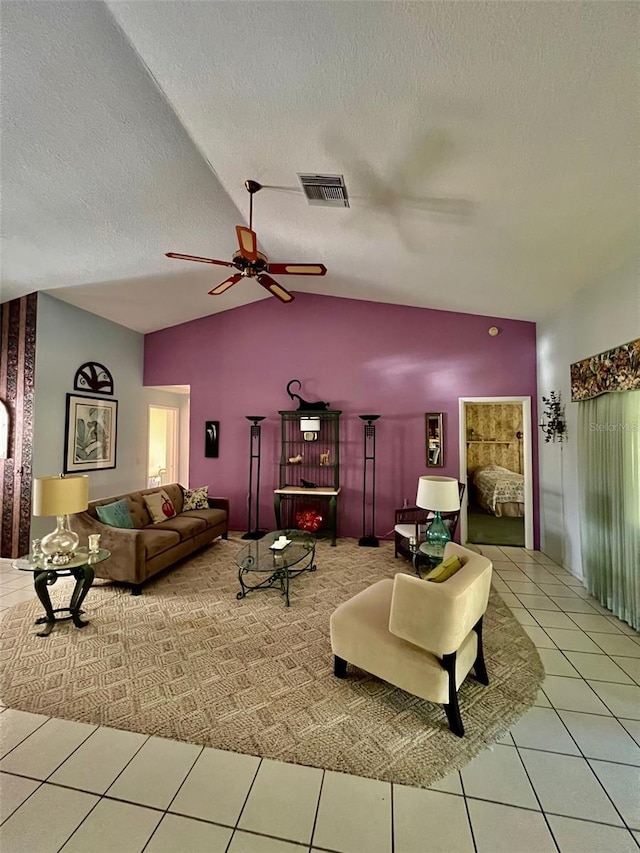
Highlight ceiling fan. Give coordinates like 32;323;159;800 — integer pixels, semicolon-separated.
165;180;327;303
323;130;474;252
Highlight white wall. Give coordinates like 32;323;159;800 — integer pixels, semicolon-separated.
537;256;640;575
31;294;187;539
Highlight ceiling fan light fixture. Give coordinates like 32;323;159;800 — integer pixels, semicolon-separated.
165;179;327;303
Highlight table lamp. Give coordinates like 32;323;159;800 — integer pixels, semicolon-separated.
416;475;460;550
33;474;89;565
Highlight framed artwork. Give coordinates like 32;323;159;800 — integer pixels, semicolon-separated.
205;421;219;458
64;394;118;473
425;412;444;468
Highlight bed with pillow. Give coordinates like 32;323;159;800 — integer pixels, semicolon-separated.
472;464;525;518
71;483;229;593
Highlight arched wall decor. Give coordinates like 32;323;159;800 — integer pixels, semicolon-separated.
73;362;114;396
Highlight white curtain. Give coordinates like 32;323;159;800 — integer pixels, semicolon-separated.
578;390;640;629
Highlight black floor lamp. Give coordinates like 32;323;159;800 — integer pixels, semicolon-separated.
358;414;381;547
242;416;267;540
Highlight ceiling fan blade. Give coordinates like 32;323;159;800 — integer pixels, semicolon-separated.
267;263;327;276
390;130;451;193
208;274;243;296
235;226;258;262
165;252;234;268
256;274;295;303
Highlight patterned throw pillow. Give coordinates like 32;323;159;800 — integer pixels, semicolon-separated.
144;490;177;524
183;485;209;511
96;499;133;529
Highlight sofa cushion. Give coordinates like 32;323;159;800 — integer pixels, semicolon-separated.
180;508;227;529
144;490;177;524
124;493;152;528
146;515;208;541
183;485;209;510
158;484;184;514
95;499;134;529
140;528;181;559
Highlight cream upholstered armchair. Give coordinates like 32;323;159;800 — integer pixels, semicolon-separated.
330;542;492;736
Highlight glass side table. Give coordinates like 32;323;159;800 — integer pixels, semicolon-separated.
12;547;111;637
407;540;445;579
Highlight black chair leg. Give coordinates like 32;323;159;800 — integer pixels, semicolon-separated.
130;583;143;596
473;617;489;685
441;651;464;737
334;655;347;678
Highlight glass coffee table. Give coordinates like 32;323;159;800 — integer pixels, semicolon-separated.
12;547;110;637
235;530;316;607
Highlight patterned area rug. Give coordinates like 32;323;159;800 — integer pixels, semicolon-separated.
0;537;543;788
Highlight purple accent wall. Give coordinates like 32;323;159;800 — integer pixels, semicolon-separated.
144;293;539;544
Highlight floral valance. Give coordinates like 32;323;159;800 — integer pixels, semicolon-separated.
570;338;640;402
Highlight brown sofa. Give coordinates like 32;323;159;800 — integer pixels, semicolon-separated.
71;483;229;594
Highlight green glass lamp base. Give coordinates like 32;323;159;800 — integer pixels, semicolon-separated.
424;511;451;551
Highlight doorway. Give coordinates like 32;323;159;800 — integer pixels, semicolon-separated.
147;406;179;488
458;397;534;550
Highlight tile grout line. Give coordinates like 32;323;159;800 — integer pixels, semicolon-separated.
307;769;325;853
0;714;51;762
80;728;151;802
53;791;104;853
457;769;479;853
225;754;263;850
389;778;395;853
506;741;562;853
513;591;640;837
0;774;44;827
162;743;205;815
431;781;640;834
516;594;637;834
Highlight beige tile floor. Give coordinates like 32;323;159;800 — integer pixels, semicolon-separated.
1;547;639;853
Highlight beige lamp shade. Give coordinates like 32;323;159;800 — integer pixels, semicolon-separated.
416;476;460;513
300;417;321;432
33;475;89;516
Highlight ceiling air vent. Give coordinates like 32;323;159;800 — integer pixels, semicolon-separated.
297;173;349;208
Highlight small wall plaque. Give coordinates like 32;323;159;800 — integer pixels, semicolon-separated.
73;362;114;395
205;421;219;458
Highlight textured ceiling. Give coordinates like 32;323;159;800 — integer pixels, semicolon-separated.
1;1;637;333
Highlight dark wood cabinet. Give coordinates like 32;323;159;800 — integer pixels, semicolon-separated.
274;410;341;545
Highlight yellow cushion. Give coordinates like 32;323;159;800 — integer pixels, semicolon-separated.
424;555;463;583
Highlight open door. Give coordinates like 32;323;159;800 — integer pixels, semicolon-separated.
458;397;534;550
147;406;179;488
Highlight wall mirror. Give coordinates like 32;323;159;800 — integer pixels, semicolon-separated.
425;413;444;467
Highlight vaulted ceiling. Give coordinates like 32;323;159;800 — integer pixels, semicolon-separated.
2;1;637;332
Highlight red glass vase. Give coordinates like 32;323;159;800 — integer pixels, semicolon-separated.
296;508;323;532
